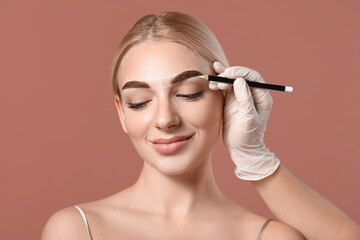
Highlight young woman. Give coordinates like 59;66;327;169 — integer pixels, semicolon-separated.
41;12;360;240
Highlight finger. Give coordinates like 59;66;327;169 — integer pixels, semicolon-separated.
209;67;231;90
248;76;273;118
213;61;226;74
217;82;232;90
209;81;219;90
233;78;256;116
253;89;273;121
223;66;263;82
223;66;272;117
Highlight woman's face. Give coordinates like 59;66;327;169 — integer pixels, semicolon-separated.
115;40;224;175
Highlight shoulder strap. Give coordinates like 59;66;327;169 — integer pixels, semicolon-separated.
256;219;273;240
73;205;93;240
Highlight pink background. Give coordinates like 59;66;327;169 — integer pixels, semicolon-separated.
1;0;359;239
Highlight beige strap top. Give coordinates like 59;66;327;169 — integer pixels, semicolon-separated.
257;219;273;240
73;205;93;240
73;205;272;240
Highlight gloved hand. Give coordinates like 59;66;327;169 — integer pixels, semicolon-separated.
209;61;280;181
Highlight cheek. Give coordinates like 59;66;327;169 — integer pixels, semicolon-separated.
182;91;223;129
123;109;153;139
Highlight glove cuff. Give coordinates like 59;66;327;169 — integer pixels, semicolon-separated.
233;153;280;181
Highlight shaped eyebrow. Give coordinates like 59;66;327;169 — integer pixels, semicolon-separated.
122;81;149;90
171;70;204;84
121;70;204;90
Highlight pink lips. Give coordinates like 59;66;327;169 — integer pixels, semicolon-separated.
150;135;193;155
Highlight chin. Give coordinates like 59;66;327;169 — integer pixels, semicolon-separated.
142;150;207;177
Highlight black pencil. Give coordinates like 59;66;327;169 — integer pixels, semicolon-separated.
200;75;293;92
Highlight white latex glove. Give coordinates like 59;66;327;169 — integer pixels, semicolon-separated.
210;61;280;181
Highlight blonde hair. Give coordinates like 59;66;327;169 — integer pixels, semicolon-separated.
110;11;229;97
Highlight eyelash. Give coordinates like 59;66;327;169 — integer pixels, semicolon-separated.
127;91;204;110
177;91;204;100
128;100;152;110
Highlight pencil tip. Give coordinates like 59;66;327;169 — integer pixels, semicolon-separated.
285;86;293;92
199;75;208;80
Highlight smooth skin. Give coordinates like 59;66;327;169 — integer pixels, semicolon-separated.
42;40;308;239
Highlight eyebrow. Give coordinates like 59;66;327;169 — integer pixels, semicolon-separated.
121;70;204;90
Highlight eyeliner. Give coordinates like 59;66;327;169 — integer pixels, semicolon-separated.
200;75;293;92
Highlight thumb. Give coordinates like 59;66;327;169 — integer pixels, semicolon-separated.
213;61;226;74
233;78;256;115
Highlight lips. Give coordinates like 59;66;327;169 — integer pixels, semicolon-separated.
150;135;193;155
151;135;192;144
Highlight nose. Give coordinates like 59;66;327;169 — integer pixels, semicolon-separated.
154;100;181;131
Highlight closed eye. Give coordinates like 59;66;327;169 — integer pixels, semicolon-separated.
127;91;203;111
127;100;152;110
176;91;203;99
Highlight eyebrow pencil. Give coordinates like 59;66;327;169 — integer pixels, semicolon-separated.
200;75;293;92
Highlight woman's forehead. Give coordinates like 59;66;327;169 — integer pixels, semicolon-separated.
117;41;211;85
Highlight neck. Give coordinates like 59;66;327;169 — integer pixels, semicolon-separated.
129;153;224;221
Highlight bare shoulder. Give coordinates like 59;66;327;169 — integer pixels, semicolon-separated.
217;196;305;239
262;220;305;240
41;190;132;240
41;206;90;240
